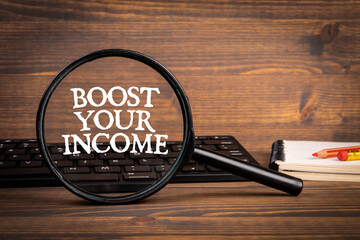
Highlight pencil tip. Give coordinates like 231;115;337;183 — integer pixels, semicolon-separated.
312;152;318;157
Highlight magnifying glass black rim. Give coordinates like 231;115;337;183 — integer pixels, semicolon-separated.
36;49;194;204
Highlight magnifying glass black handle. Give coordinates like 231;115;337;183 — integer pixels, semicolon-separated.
192;148;303;196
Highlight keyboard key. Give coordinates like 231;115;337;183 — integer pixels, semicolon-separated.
5;149;26;155
187;160;198;165
0;167;50;176
0;143;16;149
139;158;164;165
108;159;134;166
155;165;171;172
78;160;104;167
206;166;222;172
54;161;73;167
123;172;157;181
167;158;176;164
230;152;245;157
94;166;121;173
0;161;16;168
30;148;41;154
34;154;43;160
99;153;125;160
65;173;119;182
210;136;230;140
125;166;151;172
195;136;208;140
195;140;203;145
51;146;66;154
129;152;156;159
0;143;15;149
218;150;244;157
68;153;95;160
182;166;205;172
9;155;31;161
63;167;90;174
51;154;65;161
219;145;239;150
18;143;38;148
163;152;179;158
203;140;234;145
171;145;182;152
218;151;247;161
237;158;249;162
20;161;42;168
197;145;217;151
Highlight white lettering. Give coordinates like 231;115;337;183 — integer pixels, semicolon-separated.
92;133;110;153
110;133;130;153
93;110;114;130
70;88;87;109
131;133;153;154
135;110;155;132
108;86;127;107
140;87;160;107
87;87;107;107
73;110;95;131
154;134;168;155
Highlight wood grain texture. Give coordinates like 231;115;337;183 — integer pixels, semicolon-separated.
0;181;359;239
0;0;360;238
0;0;359;153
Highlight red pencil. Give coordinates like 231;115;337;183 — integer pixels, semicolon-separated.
312;145;360;158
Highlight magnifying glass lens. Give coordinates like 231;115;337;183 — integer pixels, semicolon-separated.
43;54;185;200
39;49;302;204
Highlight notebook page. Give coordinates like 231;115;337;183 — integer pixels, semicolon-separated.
282;140;360;166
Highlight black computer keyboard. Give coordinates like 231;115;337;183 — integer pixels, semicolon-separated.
0;136;259;188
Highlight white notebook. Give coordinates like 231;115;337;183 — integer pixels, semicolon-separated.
270;140;360;182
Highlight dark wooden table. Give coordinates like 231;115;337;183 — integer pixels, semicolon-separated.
1;179;360;239
0;0;360;239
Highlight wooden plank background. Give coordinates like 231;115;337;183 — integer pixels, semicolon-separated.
0;181;360;239
1;1;360;239
0;0;359;154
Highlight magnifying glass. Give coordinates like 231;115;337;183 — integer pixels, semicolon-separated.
37;49;303;204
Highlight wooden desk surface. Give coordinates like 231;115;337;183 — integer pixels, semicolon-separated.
0;0;360;239
0;165;360;239
0;152;359;239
